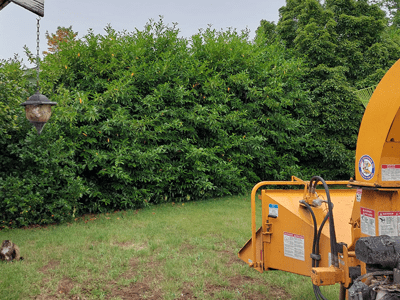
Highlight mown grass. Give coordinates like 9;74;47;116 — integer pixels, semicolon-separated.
0;195;340;299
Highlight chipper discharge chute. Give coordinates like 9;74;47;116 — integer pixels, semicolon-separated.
239;58;400;300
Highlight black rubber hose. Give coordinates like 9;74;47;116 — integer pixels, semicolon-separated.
300;200;318;267
314;203;331;300
316;212;329;267
310;176;339;268
300;200;328;300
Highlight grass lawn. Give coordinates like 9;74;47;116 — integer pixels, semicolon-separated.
0;195;340;299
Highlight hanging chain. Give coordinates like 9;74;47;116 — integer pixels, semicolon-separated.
36;17;41;91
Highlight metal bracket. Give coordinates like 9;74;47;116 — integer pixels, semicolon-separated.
262;223;272;243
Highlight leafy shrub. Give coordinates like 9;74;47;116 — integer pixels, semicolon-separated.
0;18;356;228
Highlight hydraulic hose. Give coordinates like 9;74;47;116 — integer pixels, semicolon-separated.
302;176;339;300
300;200;318;267
309;176;339;268
300;200;328;300
316;212;329;267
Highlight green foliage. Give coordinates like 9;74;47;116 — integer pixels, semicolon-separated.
1;19;310;227
272;0;400;178
369;0;400;25
0;58;32;146
277;0;400;88
4;3;397;226
255;20;278;44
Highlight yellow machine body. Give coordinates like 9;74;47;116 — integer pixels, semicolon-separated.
239;58;400;295
239;184;355;276
354;59;400;188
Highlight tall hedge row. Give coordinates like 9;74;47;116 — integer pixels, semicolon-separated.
0;19;360;228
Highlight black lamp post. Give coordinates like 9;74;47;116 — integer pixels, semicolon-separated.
20;91;57;135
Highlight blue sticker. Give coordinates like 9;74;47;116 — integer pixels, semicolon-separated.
269;204;278;217
359;155;375;181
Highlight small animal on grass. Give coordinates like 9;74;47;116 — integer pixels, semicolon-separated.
0;240;23;262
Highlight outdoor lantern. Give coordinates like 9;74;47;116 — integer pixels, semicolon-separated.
18;16;57;135
20;91;57;135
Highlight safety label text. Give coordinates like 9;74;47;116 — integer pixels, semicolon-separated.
378;211;398;236
283;232;305;261
361;207;376;236
382;164;400;181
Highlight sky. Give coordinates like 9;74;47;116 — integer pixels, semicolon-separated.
0;0;286;66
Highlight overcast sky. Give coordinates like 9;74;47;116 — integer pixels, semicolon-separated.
0;0;286;66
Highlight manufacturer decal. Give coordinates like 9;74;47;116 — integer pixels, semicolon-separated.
359;155;375;180
268;203;278;218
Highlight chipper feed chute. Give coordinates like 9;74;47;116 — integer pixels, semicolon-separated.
239;59;400;300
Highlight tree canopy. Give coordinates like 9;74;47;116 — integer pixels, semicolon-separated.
43;26;78;55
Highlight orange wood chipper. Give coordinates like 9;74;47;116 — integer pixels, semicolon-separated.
238;59;400;300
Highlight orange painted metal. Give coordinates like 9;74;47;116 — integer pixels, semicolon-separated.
357;189;400;238
311;266;344;286
355;59;400;188
239;179;356;277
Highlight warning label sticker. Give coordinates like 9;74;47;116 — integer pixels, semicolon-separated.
283;232;305;261
361;207;376;236
356;189;362;202
378;211;398;236
382;164;400;181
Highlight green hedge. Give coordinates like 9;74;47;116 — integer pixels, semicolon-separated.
0;19;360;228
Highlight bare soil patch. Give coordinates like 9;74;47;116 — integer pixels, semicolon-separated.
109;282;160;300
108;256;164;299
202;275;291;300
112;241;147;251
105;252;290;300
39;260;60;273
57;277;75;295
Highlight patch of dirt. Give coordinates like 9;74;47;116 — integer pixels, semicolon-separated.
179;243;196;252
109;282;159;300
34;294;84;300
107;251;290;300
34;276;80;300
228;275;291;300
39;260;60;273
178;284;196;299
57;277;75;295
198;275;291;300
218;249;239;267
108;257;164;299
112;241;147;251
120;257;140;279
267;287;292;300
35;245;290;300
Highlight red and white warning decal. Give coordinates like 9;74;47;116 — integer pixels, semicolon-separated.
382;164;400;181
361;207;376;236
283;232;305;261
356;189;362;202
378;211;398;236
